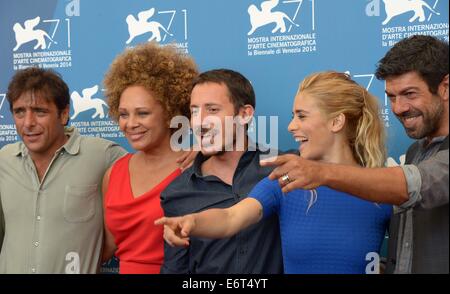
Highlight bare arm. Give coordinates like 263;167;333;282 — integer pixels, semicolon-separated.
322;164;408;205
261;154;409;206
191;197;263;238
155;198;263;247
101;167;117;263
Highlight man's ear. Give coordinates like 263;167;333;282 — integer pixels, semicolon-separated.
438;74;449;101
330;113;346;133
60;106;70;126
237;104;255;125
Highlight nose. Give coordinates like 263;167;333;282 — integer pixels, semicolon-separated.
126;113;139;129
23;110;37;128
287;117;297;133
199;108;209;126
391;96;410;116
191;108;205;130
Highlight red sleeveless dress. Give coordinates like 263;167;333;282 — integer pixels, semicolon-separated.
105;154;181;274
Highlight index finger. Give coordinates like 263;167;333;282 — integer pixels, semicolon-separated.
155;217;176;227
260;155;291;167
180;151;198;171
176;153;188;164
154;217;167;226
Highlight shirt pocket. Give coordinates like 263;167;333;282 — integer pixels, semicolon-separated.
63;184;98;223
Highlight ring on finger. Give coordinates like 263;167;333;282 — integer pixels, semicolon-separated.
281;173;291;184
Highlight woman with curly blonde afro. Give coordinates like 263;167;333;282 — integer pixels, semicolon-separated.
101;42;198;274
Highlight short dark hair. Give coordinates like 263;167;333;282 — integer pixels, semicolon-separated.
192;69;256;112
6;67;70;113
375;35;449;94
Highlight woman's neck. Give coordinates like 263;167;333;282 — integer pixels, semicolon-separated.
322;139;359;167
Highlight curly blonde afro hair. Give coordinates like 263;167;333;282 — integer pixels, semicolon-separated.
104;42;198;123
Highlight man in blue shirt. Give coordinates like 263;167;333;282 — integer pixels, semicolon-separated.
160;69;283;274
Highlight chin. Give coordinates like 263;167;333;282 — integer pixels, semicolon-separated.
129;141;149;151
200;146;224;157
24;142;44;152
27;148;43;154
406;132;425;140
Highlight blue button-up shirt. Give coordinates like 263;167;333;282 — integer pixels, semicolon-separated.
160;147;284;274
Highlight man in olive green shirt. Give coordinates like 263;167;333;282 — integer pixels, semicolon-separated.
0;68;126;274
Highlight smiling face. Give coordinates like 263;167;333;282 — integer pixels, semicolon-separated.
190;82;240;156
118;85;170;152
288;92;336;162
12;91;69;160
386;71;446;140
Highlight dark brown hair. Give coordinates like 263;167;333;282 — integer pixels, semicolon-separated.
7;67;70;114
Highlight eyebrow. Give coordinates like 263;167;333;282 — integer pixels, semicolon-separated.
12;106;25;112
190;103;221;108
293;109;309;115
118;107;150;111
385;86;420;96
13;106;48;112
